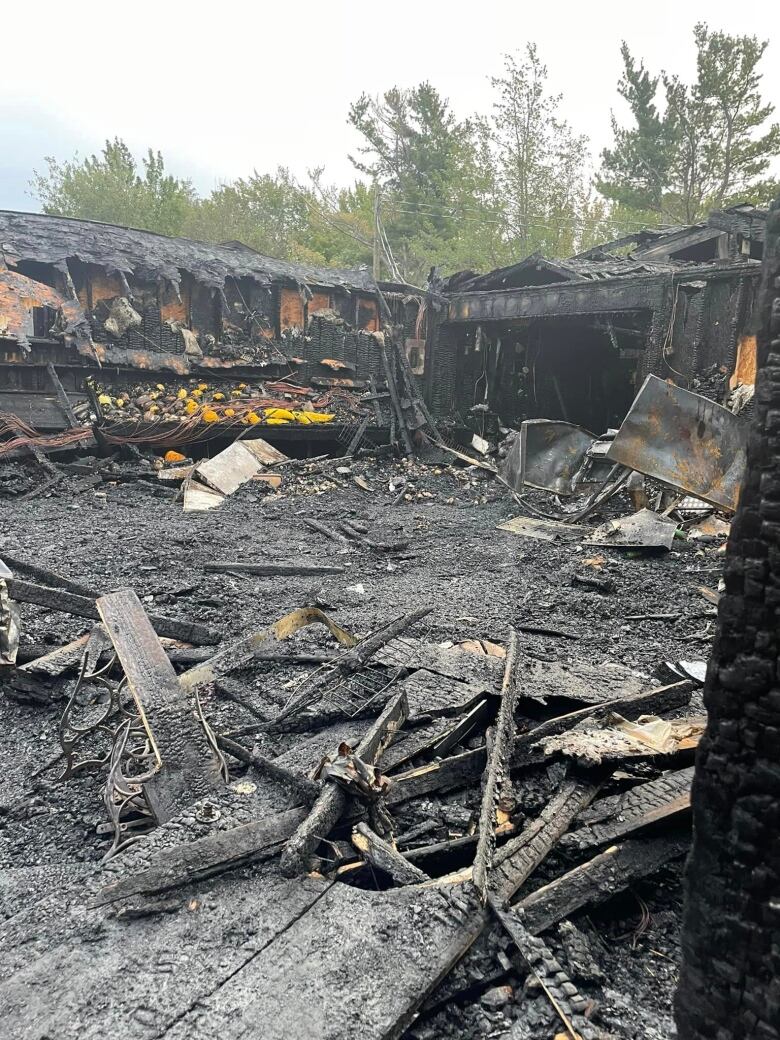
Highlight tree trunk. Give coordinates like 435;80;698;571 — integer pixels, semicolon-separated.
675;200;780;1038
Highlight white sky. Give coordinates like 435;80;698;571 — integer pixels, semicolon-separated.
2;0;779;211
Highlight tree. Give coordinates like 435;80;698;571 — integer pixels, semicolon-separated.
597;44;673;214
31;138;197;237
185;167;319;263
348;83;499;280
599;25;780;223
490;46;595;258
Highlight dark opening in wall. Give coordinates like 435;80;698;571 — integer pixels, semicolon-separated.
523;314;649;432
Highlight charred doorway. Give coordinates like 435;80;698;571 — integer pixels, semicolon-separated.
521;314;649;431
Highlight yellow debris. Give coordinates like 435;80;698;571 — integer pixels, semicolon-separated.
177;388;188;400
185;399;199;415
263;408;295;421
213;392;225;401
202;409;219;423
97;394;112;406
301;411;334;423
164;450;186;463
224;408;235;417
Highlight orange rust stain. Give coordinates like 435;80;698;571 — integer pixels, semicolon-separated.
89;271;122;306
279;288;305;330
730;334;757;389
309;291;331;314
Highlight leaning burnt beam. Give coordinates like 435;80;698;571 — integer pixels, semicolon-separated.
351;822;430;886
97;589;224;823
560;766;693;852
382;343;414;454
279;688;408;877
215;734;319;806
178;606;357;694
7;578;220;646
515;834;690;936
490;771;601;905
93;805;309;906
272;606;431;726
473;628;520;898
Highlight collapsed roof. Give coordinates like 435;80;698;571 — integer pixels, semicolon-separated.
0;210;377;294
442;204;767;293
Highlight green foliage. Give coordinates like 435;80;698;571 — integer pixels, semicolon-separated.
28;27;780;280
489;45;596;259
32;138;197;237
599;24;780;223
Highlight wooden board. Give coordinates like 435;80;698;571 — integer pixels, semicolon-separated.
195;441;265;496
396;668;493;719
162;881;486;1040
376;639;502;687
97;589;223;823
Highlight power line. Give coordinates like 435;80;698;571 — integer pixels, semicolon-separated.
382;194;676;231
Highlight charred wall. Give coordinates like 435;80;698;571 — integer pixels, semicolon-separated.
431;264;762;431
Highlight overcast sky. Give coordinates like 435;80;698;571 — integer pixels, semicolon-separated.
2;1;779;213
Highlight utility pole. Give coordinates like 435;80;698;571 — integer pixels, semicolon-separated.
372;184;381;281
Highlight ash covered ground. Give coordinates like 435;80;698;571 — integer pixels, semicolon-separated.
0;449;720;1039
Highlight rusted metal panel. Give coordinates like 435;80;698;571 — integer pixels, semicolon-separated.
279;287;304;330
500;420;596;496
606;375;748;511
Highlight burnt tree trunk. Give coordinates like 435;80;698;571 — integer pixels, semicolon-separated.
676;203;780;1038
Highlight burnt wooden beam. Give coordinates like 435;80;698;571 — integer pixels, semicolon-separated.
215;734;319;805
447;275;665;324
382;344;413;454
560;767;693;852
93;806;309;906
19;632;92;677
0;554;99;598
490;772;601;905
473;628;520;897
7;579;220;646
97;589;224;823
272;607;431;725
204;561;345;577
279;688;409;877
351;823;430;886
178;606;356;694
516;835;690;936
304;517;352;547
46;362;79;428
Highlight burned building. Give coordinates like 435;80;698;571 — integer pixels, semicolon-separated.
0;211;428;457
427;205;766;436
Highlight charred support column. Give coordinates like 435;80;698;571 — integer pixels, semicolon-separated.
676;200;780;1040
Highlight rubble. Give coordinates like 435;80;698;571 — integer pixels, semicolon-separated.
0;205;760;1040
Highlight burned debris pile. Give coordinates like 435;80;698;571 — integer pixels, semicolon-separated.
0;381;729;1038
0;205;759;1039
